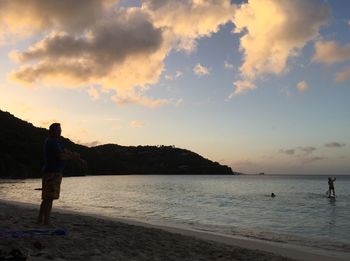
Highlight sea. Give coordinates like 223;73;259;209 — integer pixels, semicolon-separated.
1;174;349;253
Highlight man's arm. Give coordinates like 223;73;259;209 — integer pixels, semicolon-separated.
58;149;76;160
58;149;88;168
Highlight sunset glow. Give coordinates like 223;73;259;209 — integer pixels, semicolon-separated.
1;0;349;174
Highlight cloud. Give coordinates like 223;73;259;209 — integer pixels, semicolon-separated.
335;66;350;82
87;86;100;101
111;90;170;108
325;142;346;148
5;1;330;105
232;0;329;95
165;75;173;80
298;146;316;155
130;120;144;128
313;40;350;65
296;80;308;92
175;98;184;107
143;0;236;51
229;79;255;97
280;87;292;97
10;9;163;88
280;146;325;165
81;140;102;147
280;149;295;155
102;117;121;122
193;63;210;76
175;70;183;79
280;146;316;156
224;60;234;70
0;0;114;39
232;160;257;170
301;156;326;165
6;1;238;107
9;8;173;107
165;70;183;81
313;40;350;83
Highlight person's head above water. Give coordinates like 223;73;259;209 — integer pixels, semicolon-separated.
271;193;275;197
49;123;61;138
328;177;332;181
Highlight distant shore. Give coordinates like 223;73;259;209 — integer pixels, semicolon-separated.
1;200;349;261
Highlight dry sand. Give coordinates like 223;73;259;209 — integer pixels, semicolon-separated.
0;200;348;261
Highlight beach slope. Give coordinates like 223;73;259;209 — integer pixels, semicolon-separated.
0;201;293;261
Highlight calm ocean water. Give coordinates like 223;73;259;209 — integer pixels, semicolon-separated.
1;175;350;252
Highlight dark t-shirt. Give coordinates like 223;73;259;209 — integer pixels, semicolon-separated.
43;137;66;173
328;180;335;189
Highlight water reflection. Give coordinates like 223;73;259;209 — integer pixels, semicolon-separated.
0;175;350;250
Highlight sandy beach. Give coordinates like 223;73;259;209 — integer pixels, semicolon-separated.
0;200;348;261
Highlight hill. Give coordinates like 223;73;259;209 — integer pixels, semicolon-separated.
0;110;233;178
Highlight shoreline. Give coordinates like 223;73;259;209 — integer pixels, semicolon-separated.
1;200;349;261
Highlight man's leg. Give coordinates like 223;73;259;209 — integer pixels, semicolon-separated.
43;199;53;225
38;172;61;225
37;200;45;224
38;199;53;225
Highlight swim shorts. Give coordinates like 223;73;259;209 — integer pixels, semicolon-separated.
42;172;62;200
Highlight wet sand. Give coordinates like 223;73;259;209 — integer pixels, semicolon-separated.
0;200;347;261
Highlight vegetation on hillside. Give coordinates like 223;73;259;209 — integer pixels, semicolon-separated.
0;110;233;178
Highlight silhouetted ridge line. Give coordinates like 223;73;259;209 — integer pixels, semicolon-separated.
0;109;234;178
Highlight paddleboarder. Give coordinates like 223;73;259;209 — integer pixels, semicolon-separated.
328;177;336;197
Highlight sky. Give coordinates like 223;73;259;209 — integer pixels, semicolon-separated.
0;0;349;175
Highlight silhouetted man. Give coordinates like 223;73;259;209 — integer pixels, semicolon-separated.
37;123;86;225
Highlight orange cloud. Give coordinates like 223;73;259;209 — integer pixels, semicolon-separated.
6;1;330;105
335;66;350;82
87;86;100;101
231;0;329;96
296;81;309;92
5;1;238;107
229;79;255;97
313;41;350;65
313;41;350;83
193;63;210;76
143;0;236;51
111;90;170;108
129;120;144;128
10;9;163;88
8;8;171;107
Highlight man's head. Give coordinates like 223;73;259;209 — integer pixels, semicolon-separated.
49;123;61;138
